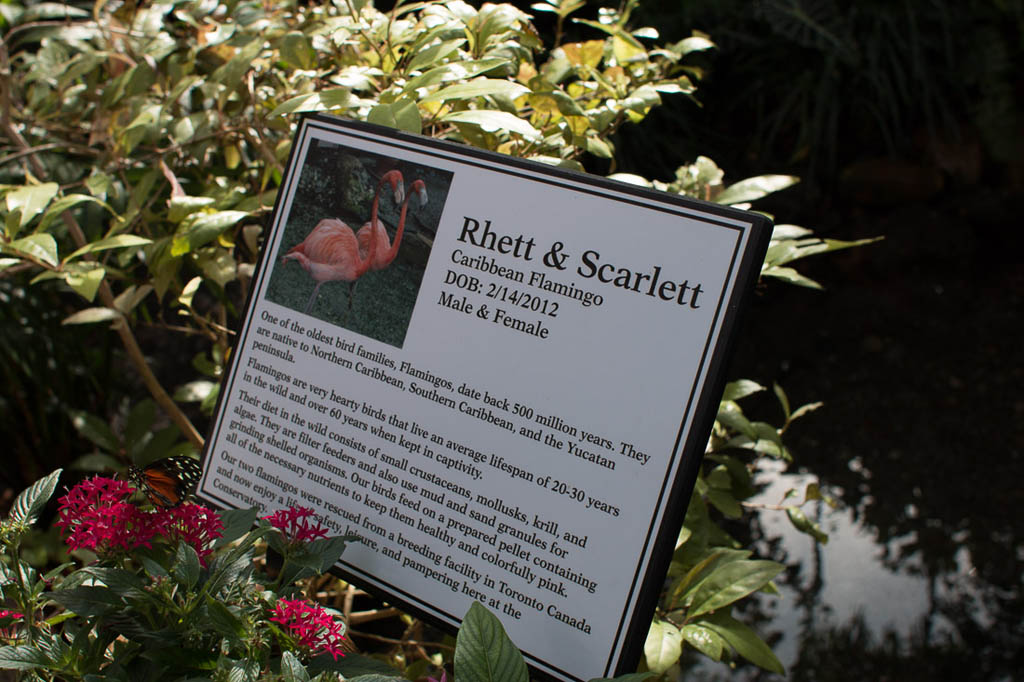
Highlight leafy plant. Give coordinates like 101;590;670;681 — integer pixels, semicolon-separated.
0;0;871;677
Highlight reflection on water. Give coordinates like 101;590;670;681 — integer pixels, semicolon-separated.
684;195;1023;680
688;459;1020;681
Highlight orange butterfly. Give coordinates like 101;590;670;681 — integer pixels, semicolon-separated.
128;456;202;508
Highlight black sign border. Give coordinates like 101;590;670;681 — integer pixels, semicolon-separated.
196;113;773;682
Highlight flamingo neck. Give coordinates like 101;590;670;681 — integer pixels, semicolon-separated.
385;186;414;264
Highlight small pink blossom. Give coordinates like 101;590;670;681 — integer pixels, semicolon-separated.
153;502;224;563
54;476;159;554
0;610;23;621
264;506;328;545
269;598;346;660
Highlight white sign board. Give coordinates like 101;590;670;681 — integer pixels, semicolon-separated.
197;115;771;681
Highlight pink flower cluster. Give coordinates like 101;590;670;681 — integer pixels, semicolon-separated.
263;506;329;545
269;598;347;660
55;476;222;561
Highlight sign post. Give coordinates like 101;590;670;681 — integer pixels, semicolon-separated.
196;114;771;682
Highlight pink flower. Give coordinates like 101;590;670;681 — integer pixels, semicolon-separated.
152;503;224;563
54;476;159;554
269;598;346;660
0;610;23;621
264;506;329;545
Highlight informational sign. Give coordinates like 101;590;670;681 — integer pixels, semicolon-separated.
196;114;771;682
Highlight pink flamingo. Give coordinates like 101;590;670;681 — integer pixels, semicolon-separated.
357;177;428;270
281;170;404;318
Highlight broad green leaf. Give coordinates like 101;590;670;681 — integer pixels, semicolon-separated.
705;487;742;519
770;224;813;241
407;38;466;72
279;31;314;70
214;508;259;547
681;623;726;661
688;560;784;618
716;175;799;205
455;602;528;682
7;233;58;266
404;58;510;93
5;182;58;234
8;468;62;526
174;210;248;255
722;379;764;402
0;645;52;671
442;110;540;138
70;410;120;452
280;651;311;682
764;236;881;268
422;77;529;103
643;620;682;674
50;586;124;618
367;99;423;134
62;307;120;325
38;193;115;233
172;542;201;590
269;89;360;118
64;264;106;302
168;196;216;223
206;596;247;642
701;611;784;674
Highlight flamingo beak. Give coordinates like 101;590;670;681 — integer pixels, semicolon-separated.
417;185;428;207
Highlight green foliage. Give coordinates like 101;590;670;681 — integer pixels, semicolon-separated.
0;0;867;678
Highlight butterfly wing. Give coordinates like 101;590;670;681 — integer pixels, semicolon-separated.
129;456;202;508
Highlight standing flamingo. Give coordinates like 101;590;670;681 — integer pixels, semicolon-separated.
281;170;404;319
357;178;428;270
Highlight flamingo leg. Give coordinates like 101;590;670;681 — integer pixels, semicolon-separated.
304;282;323;314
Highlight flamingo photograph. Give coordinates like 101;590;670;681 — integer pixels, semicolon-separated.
263;140;452;347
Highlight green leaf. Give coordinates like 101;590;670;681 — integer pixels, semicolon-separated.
39;193;116;233
62;307;121;325
681;623;727;661
716;175;799;205
688;560;784;618
773;382;791;419
280;651;312;682
643;620;682;674
174;380;217;403
174;210;248;255
64;264;106;302
69;410;120;452
8;469;62;526
367;99;423;134
403;59;510;94
705;487;742;519
7;233;58;266
269;89;360;118
761;265;823;289
442;110;540;138
206;596;247;641
422;77;529;103
701;611;784;674
279;31;315;70
5;182;59;235
309;655;401;678
64;234;149;263
786;506;829;544
168;195;216;223
455;602;528;682
0;645;52;671
722;380;764;402
214;507;259;547
50;586;124;618
407;38;467;72
172;541;202;590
